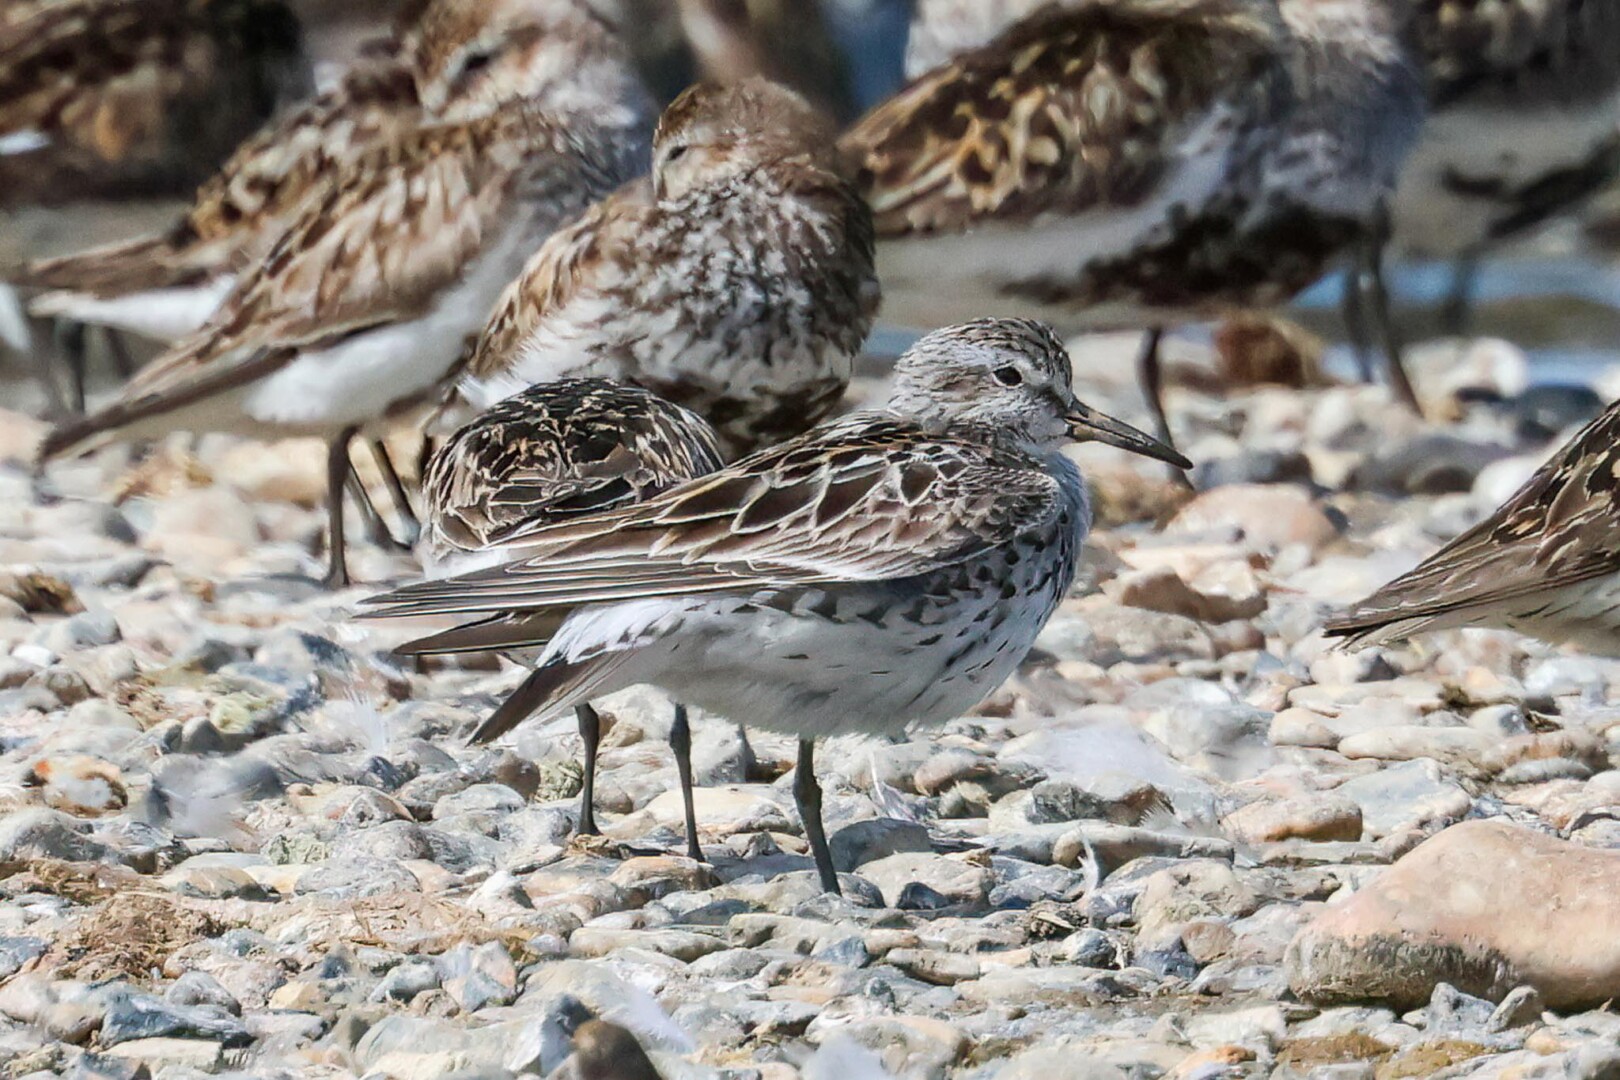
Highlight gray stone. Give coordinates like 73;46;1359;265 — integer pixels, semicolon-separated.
98;988;249;1048
828;818;931;869
0;808;109;863
1335;759;1472;838
163;972;240;1016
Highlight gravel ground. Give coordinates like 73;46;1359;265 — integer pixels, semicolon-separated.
2;325;1620;1079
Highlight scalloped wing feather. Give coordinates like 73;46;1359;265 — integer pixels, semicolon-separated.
365;415;1062;619
1326;402;1620;638
842;0;1286;237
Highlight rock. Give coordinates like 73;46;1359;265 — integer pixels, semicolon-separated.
828;818;932;868
1487;985;1544;1031
1133;860;1263;945
370;960;440;1003
608;856;715;899
1287;820;1620;1009
1048;822;1235;876
1166;484;1341;551
859;852;995;909
295;857;420;898
1222;795;1363;845
0;807;110;863
103;1037;223;1071
329;821;436;864
643;785;793;834
569;928;726;962
143;489;262;563
163;972;240;1016
1106;565;1266;623
813;1016;968;1079
1338;726;1496;771
28;756;128;817
98;988;248;1048
1334;760;1472;839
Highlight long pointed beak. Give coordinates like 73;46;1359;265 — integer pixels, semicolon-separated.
1065;403;1192;469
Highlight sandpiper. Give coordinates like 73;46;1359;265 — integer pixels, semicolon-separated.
13;0;654;346
363;318;1191;894
451;77;880;458
842;0;1426;445
419;378;723;857
39;88;649;588
1326;399;1620;654
0;0;312;207
1384;0;1620;328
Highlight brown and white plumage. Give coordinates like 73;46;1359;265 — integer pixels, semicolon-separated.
847;0;1422;321
363;318;1190;893
1326;399;1620;653
1389;0;1620;260
13;0;653;344
39;90;646;587
0;0;312;206
422;378;724;577
844;0;1424;431
419;377;722;855
453;77;879;458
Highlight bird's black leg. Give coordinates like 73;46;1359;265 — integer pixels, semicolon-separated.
370;438;420;549
1135;326;1191;487
576;704;601;836
1441;249;1480;338
346;466;396;550
53;320;88;414
104;327;137;379
794;737;840;896
1135;327;1170;448
669;704;702;861
323;426;359;589
1341;256;1376;383
1364;211;1420;415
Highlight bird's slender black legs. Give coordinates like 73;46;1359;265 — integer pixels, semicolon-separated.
370;439;420;549
669;704;702;861
1360;220;1421;415
1135;327;1170;449
1441;250;1480;338
576;704;601;837
1341;258;1377;384
104;327;137;379
54;320;89;415
323;426;359;589
794;737;839;895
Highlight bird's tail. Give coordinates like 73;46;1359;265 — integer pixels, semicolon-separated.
470;653;630;744
9;229;208;296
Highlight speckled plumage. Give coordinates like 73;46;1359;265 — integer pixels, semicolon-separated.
422;378;724;577
364;318;1190;893
420;377;722;855
41;94;646;587
843;0;1424;331
0;0;312;206
14;0;653;343
1389;0;1620;257
454;78;879;458
1327;399;1620;654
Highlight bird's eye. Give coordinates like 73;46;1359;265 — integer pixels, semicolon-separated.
992;365;1023;386
460;49;494;78
665;143;689;163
